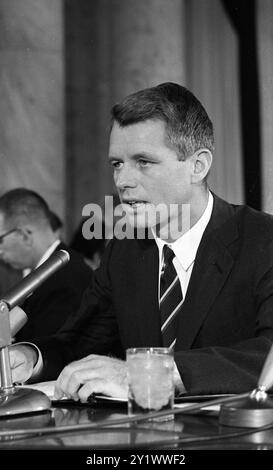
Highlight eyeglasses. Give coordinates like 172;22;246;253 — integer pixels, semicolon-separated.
0;228;18;244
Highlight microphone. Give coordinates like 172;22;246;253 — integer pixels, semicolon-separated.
1;249;70;310
0;249;70;417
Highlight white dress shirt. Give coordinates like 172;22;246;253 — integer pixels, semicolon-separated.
154;192;214;301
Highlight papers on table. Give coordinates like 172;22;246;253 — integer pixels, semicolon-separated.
20;381;223;414
21;380;57;399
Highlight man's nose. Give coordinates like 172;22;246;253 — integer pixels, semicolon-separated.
115;165;137;190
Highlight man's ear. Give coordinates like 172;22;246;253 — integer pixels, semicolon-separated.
190;149;213;184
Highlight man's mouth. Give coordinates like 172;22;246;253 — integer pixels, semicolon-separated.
122;200;147;210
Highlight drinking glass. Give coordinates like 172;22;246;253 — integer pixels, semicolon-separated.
126;347;175;420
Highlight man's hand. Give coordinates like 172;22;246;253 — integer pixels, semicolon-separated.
5;345;37;384
54;355;128;402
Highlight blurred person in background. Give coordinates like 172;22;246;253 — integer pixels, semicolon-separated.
0;188;93;343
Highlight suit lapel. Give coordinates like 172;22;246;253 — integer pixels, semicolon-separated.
175;196;239;351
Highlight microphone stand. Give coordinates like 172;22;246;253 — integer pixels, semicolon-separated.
219;344;273;428
0;250;70;417
0;300;51;417
0;299;51;416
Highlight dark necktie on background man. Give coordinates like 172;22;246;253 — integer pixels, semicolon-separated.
160;245;183;349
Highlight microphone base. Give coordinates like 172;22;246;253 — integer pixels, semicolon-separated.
0;386;51;417
219;391;273;428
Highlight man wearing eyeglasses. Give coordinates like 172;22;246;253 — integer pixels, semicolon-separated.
0;188;93;343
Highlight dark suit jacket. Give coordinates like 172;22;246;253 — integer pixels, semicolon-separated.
15;243;93;343
0;262;22;297
36;196;273;394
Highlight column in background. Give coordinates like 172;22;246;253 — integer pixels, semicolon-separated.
257;0;273;214
0;0;64;219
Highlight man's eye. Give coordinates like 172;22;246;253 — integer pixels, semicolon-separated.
138;159;151;167
111;161;122;169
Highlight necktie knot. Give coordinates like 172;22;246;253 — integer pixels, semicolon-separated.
163;245;175;267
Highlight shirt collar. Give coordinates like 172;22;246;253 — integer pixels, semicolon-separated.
23;239;61;277
154;192;214;271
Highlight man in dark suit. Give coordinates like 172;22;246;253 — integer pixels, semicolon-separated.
8;83;273;398
0;188;93;343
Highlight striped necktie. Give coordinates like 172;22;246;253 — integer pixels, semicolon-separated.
160;245;183;349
